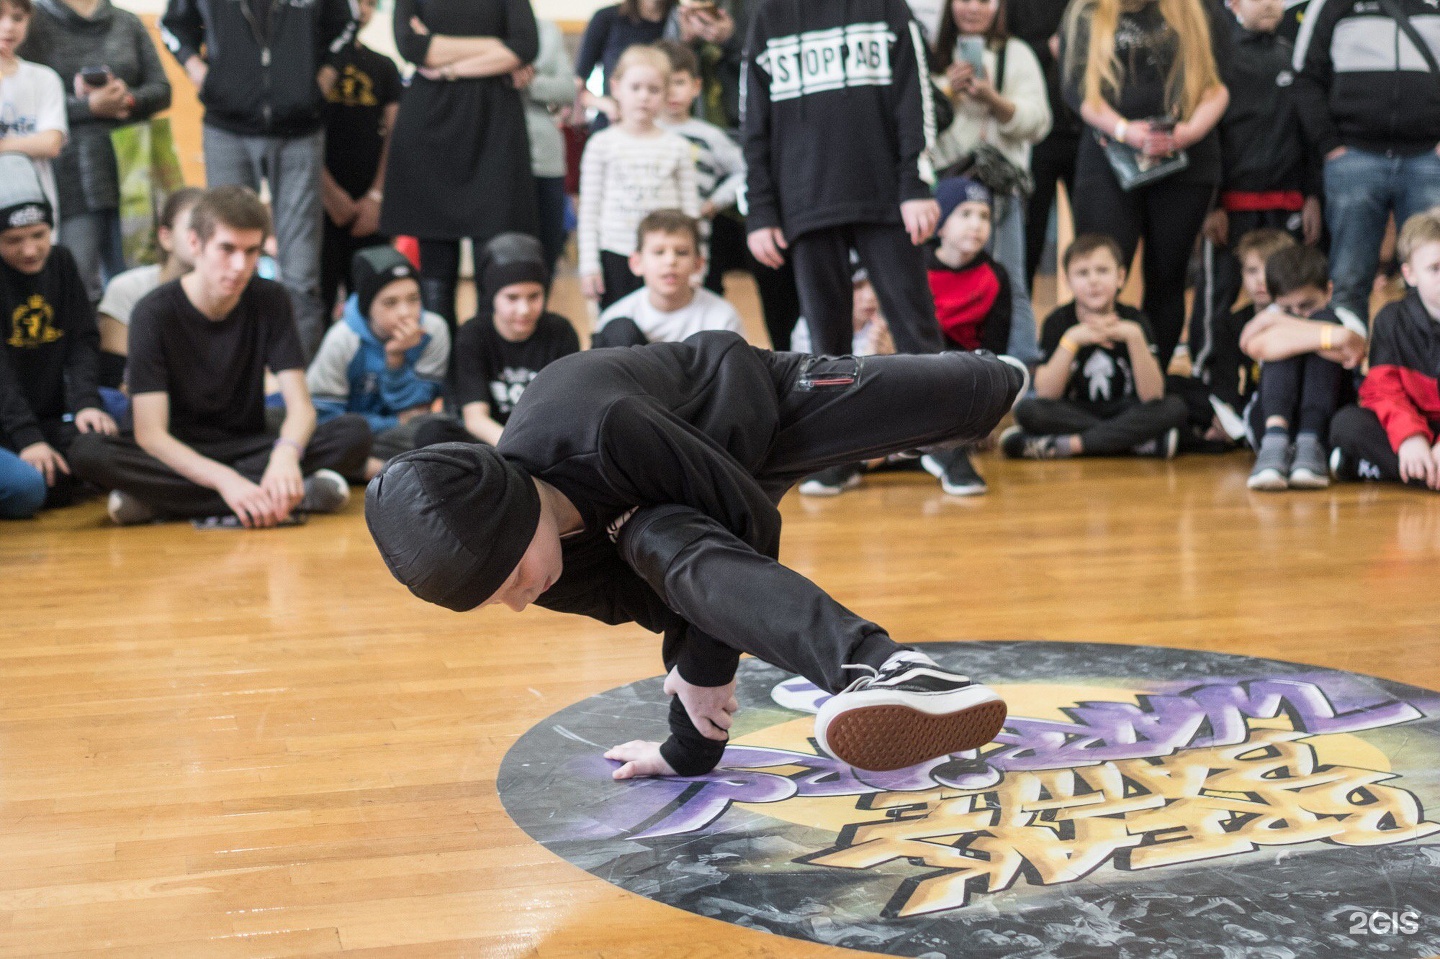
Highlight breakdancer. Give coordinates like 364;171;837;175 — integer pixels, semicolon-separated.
365;331;1024;778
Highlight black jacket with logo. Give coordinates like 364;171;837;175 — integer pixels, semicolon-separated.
741;0;936;238
1220;25;1318;195
0;247;100;451
161;0;356;137
1293;0;1440;157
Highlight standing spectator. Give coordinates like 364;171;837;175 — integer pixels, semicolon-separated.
575;0;675;130
381;0;538;341
160;0;356;358
0;0;66;213
1060;0;1231;369
931;0;1051;364
0;153;112;515
20;0;171;305
1189;0;1321;375
318;0;399;318
515;18;577;275
663;0;748;131
743;0;944;359
577;45;699;312
1293;0;1440;323
1006;0;1081;292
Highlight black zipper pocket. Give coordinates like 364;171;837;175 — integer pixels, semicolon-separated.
797;354;863;391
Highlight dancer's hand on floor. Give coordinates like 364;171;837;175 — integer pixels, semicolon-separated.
605;740;676;779
664;668;738;741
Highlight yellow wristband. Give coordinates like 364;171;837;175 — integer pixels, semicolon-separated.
1059;334;1080;354
1320;326;1334;351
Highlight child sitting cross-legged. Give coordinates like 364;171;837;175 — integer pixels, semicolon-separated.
1242;245;1367;490
1003;234;1188;460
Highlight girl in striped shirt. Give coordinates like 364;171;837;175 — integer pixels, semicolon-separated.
578;44;700;310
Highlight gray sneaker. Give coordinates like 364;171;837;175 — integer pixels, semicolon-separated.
107;490;157;526
1247;434;1292;491
1289;434;1331;489
299;469;351;513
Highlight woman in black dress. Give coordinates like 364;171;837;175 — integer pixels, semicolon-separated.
383;0;540;335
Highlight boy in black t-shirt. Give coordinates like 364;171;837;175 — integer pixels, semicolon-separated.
69;186;372;526
0;155;114;514
1003;235;1188;459
414;234;579;449
319;0;401;315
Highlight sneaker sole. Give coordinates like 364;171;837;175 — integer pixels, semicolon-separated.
814;686;1007;772
1288;468;1330;489
1247;469;1288;491
798;476;862;497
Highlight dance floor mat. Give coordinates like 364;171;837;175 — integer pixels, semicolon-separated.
499;641;1440;958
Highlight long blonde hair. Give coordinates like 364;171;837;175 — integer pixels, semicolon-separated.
1068;0;1221;121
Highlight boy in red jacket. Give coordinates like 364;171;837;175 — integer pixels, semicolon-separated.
1332;211;1440;488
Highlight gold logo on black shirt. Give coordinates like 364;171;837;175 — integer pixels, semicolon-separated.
328;65;378;107
7;295;62;349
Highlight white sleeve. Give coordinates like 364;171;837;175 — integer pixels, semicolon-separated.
706;128;747;212
996;40;1051;145
97;273;140;326
577;134;608;276
676;137;701;218
305;323;359;401
415;313;451;382
710;293;744;335
34;65;68;139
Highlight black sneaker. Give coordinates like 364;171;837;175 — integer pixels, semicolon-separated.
814;658;1008;771
1132;428;1180;459
921;448;987;496
1330;446;1357;482
999;425;1058;460
798;464;863;497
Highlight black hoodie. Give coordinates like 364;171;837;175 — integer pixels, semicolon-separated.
161;0;356;137
1219;24;1318;195
741;0;936;239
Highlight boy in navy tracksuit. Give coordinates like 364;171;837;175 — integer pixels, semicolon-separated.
1190;0;1321;375
306;247;450;481
742;0;942;359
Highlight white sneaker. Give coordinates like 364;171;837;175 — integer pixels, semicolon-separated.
107;490;156;526
814;658;1007;771
299;469;350;513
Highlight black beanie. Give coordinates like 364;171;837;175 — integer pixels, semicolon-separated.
480;232;549;303
352;246;418;319
365;443;542;612
0;154;53;231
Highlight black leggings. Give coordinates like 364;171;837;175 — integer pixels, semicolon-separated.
1025;132;1079;291
1014;395;1189;455
1072;139;1215;370
1256;351;1346;440
1331;404;1436;487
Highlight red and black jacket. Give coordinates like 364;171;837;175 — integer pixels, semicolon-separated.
925;248;1013;353
1359;290;1440;451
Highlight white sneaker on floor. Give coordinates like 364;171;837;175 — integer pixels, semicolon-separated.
996;354;1031;410
299;469;350;513
814;658;1008;771
107;490;156;526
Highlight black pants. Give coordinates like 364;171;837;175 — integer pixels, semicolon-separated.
598;249;644;313
789;223;942;356
4;418;84;508
620;349;1026;699
706;214;803;351
411;414;484;449
320;218;390;324
1190;208;1302;377
1072;142;1215;370
535;175;568;276
1331;404;1433;486
1025;132;1079;290
1254;352;1345;440
1015;395;1188;455
68;415;372;518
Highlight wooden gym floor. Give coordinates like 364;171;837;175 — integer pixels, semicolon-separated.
6;383;1440;956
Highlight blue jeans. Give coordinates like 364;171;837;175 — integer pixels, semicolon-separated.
0;447;46;519
991;192;1041;365
1325;147;1440;322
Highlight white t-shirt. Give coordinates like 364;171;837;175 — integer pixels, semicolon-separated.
595;287;743;344
0;60;68;218
98;264;163;325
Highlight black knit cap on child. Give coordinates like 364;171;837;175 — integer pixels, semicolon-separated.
479;232;549;304
0;154;54;231
352;246;418;318
365;443;541;612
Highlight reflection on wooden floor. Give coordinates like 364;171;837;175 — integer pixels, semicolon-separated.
4;450;1440;957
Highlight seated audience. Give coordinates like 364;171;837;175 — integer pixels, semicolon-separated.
1004;234;1187;459
1242;244;1367;490
96;187;204;389
414;233;579;448
307;246;449;481
0;155;114;518
790;271;894;358
68;186;371;526
1332;211;1440;489
590;210;741;348
923;175;1013;496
